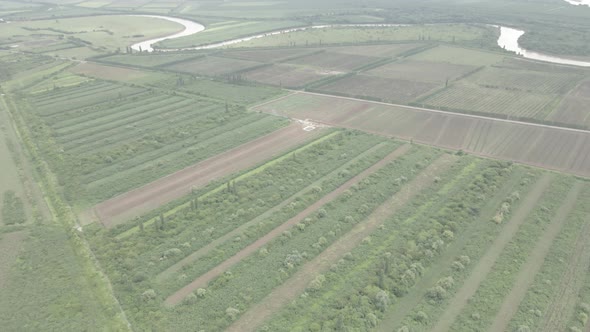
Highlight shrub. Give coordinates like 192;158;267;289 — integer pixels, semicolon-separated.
141;289;156;301
414;311;429;323
317;209;327;218
580;303;590;314
183;293;197;305
196;288;207;298
578;312;588;325
309;274;326;292
226;307;240;320
516;325;530;332
375;290;390;311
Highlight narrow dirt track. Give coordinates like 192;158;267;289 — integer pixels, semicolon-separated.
92;122;320;228
225;153;457;332
430;173;554;332
164;144;412;306
155;143;388;282
541;189;590;332
488;182;583;332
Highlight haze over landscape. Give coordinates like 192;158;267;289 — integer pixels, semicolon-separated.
0;0;589;331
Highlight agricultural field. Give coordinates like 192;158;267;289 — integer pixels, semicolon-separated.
12;78;289;208
81;125;590;331
164;56;264;77
1;2;589;331
254;92;590;178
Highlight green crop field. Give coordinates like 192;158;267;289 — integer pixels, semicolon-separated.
13;79;287;207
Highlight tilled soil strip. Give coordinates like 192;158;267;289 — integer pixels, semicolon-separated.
225;153;458;332
541;196;590;332
156;142;389;282
93;122;320;228
430;173;554;332
488;182;583;332
164;144;412;305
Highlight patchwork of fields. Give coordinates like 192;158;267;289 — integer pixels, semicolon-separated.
2;18;589;332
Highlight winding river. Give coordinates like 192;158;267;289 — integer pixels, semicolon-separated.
131;15;590;68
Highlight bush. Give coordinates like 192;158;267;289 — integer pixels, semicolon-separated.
141;289;156;301
414;311;429;323
226;307;240;320
375;290;390;311
309;274;326;292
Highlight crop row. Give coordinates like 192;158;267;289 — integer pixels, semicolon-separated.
68;102;221;155
467;67;580;95
151;147;442;331
424;84;555;119
33;85;146;116
31;81;116;106
79;109;259;184
83;115;287;203
449;175;574;331
104;134;396;275
57;97;194;144
263;158;519;331
506;184;589;332
50;92;176;131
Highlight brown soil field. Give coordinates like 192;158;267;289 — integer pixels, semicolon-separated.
540;188;590;332
69;62;150;82
164;144;412;306
242;64;333;88
488;182;582;332
365;60;476;84
0;231;27;288
254;92;590;178
92;122;321;228
317;74;438;103
226;153;457;332
430;174;553;332
164;56;262;76
285;51;380;71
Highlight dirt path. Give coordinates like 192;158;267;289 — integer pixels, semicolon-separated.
164;144;412;305
92;122;321;228
376;167;526;331
541;191;590;332
0;231;27;288
488;182;583;332
155;142;388;282
430;173;554;332
225;153;457;332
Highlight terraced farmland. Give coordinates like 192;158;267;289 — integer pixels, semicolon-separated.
17;79;289;206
